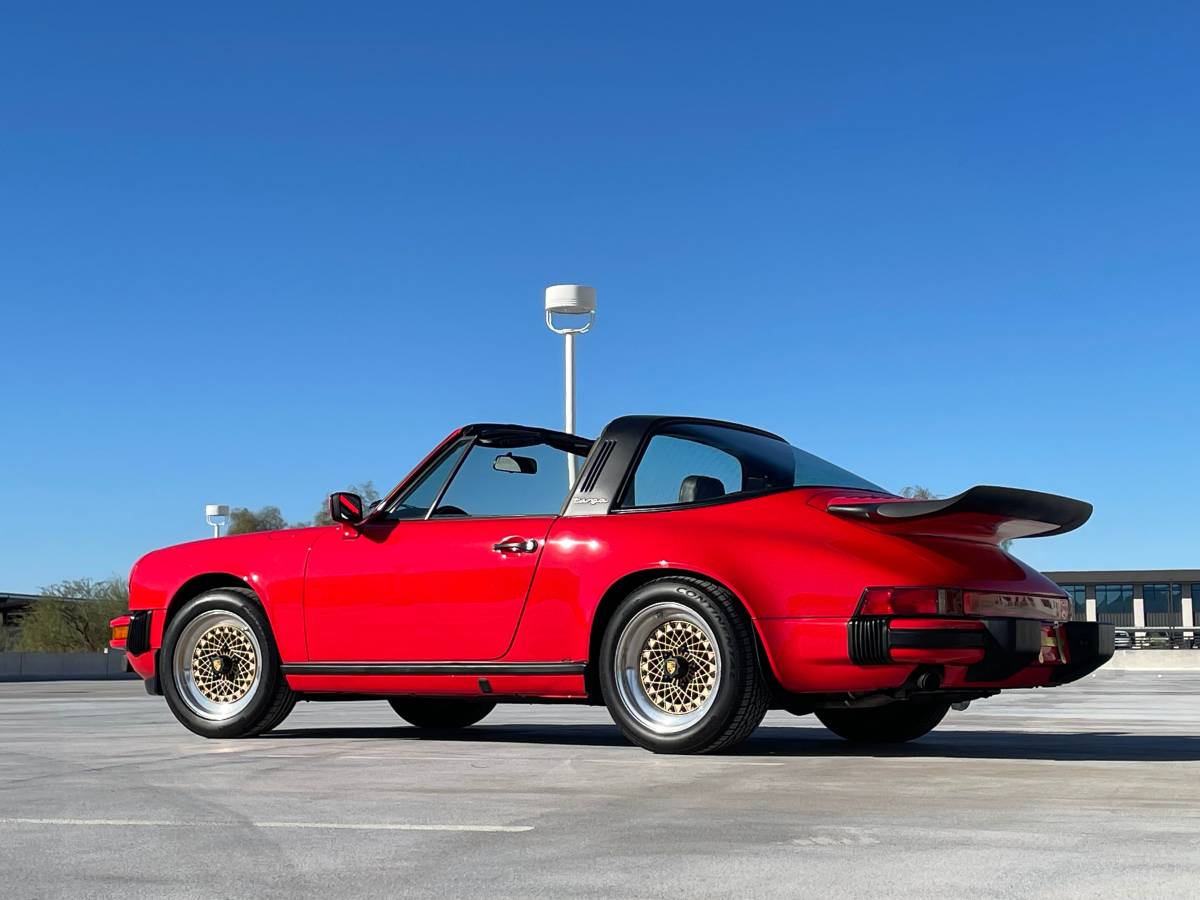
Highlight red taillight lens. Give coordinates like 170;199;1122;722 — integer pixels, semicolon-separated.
963;592;1070;621
860;588;1068;620
859;587;964;616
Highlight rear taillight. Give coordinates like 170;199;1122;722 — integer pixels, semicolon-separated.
859;587;1069;621
963;591;1070;621
859;588;963;616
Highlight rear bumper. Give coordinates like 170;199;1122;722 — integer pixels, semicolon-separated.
850;616;1114;685
1051;621;1117;683
757;617;1114;693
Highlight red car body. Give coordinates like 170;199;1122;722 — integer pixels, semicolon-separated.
115;416;1112;718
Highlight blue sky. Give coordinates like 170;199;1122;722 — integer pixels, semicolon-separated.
2;3;1198;592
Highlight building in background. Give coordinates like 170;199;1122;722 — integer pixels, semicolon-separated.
0;593;39;628
1045;569;1200;631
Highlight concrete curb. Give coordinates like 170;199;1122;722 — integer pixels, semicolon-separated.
1104;650;1200;671
0;651;137;681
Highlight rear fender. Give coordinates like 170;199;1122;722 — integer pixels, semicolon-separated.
583;566;776;699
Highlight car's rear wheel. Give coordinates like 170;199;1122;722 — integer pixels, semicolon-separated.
599;576;768;754
816;699;949;744
388;698;496;729
161;589;296;738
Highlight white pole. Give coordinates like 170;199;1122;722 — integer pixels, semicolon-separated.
543;284;594;488
565;331;576;485
564;331;576;433
205;504;229;539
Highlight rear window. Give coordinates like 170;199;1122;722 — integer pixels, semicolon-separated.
620;422;882;509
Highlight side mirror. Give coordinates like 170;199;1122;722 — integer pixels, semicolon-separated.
328;491;365;525
493;452;538;475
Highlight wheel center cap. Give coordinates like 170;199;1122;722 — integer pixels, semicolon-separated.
662;655;690;682
210;655;234;676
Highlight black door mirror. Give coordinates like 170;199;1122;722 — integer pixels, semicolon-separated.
328;491;365;525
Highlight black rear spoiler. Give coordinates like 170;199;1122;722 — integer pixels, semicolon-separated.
826;486;1092;541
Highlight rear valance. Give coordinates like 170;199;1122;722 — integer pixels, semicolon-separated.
825;486;1092;542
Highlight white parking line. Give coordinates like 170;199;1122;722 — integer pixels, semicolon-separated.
0;818;175;827
254;821;531;832
0;817;532;833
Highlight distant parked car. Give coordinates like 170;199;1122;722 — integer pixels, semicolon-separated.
111;415;1115;753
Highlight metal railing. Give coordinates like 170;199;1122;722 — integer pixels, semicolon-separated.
1108;626;1200;650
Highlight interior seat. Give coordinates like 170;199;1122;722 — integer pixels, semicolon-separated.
678;474;726;504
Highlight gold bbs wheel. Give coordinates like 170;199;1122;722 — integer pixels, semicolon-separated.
172;610;264;721
191;623;257;703
638;619;718;714
614;601;723;734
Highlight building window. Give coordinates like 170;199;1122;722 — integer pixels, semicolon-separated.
1095;584;1134;626
1193;585;1200;624
1057;584;1087;621
1143;583;1183;628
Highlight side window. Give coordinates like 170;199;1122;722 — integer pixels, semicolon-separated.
434;440;573;517
386;441;470;520
625;435;743;508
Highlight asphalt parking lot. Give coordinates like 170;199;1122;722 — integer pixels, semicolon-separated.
2;672;1198;899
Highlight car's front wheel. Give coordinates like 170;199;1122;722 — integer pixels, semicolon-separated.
599;577;768;754
160;589;296;738
388;698;496;729
816;699;949;744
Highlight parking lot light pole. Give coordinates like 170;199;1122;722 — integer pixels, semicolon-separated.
544;284;596;485
205;504;230;538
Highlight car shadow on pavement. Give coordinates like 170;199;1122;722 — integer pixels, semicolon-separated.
265;723;1200;762
739;726;1200;762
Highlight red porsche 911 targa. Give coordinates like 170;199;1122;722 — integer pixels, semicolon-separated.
112;416;1113;753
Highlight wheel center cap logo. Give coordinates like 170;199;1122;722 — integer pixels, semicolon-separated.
212;658;224;673
664;659;678;676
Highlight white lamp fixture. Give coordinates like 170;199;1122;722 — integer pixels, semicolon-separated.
205;504;230;538
544;284;597;485
545;284;597;325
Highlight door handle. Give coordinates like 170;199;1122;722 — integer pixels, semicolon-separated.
493;537;539;554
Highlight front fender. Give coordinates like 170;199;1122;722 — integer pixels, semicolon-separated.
129;527;332;663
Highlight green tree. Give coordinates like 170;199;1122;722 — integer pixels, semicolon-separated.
226;505;290;535
18;577;129;652
0;624;19;651
222;480;382;534
312;481;381;526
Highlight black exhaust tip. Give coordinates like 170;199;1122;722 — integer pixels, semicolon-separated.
915;669;942;691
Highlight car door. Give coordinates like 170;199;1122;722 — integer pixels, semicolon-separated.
303;434;575;662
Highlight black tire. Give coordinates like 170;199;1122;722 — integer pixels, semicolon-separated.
599;576;768;754
816;699;950;744
388;698;496;729
160;588;296;738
